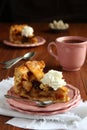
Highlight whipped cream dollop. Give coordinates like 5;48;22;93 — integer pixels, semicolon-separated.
41;70;66;90
21;25;34;37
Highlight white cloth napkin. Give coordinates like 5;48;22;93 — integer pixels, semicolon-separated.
0;77;87;130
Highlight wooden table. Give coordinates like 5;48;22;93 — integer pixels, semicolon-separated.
0;23;87;130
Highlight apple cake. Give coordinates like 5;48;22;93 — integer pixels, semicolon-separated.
9;24;38;44
13;60;70;103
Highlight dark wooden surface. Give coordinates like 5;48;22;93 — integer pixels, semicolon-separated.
0;23;87;130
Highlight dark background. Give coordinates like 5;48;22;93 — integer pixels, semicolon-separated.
0;0;87;23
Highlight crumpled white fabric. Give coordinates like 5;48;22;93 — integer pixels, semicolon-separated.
0;77;87;130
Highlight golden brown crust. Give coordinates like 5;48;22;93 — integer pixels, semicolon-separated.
25;60;45;81
13;60;45;94
14;64;29;93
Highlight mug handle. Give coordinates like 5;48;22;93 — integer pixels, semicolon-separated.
48;42;58;60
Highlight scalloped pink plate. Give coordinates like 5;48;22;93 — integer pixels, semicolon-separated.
6;84;81;115
3;36;46;47
9;94;81;116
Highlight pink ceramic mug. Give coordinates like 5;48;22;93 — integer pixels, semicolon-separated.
48;36;87;71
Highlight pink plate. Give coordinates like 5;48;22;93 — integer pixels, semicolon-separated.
6;84;81;115
9;94;81;116
3;36;46;47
